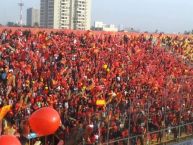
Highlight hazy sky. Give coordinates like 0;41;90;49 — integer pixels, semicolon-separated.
0;0;193;33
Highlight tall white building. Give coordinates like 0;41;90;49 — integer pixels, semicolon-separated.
27;8;40;27
40;0;91;30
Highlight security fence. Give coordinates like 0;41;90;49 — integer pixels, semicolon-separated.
24;121;193;145
102;122;193;145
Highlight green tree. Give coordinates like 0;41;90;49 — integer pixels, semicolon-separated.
7;22;15;26
7;22;19;27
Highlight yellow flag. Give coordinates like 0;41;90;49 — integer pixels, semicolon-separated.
0;105;12;120
96;99;106;106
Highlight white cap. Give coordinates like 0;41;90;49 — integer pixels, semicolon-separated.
9;69;13;72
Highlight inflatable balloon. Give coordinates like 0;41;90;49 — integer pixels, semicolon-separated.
0;135;21;145
29;107;61;136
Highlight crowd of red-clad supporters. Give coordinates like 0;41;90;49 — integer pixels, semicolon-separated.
0;29;192;145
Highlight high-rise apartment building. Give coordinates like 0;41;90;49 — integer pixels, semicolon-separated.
26;8;40;27
40;0;91;30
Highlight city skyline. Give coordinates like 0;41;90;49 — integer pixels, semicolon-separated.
0;0;193;33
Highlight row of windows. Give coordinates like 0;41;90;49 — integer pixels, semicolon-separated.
77;14;85;17
61;6;70;9
61;17;69;19
76;10;83;14
76;7;86;10
48;1;54;4
48;6;54;9
61;9;69;12
61;1;70;4
61;13;70;16
77;18;85;21
60;21;69;23
76;4;86;8
77;1;86;4
74;20;85;23
60;24;69;26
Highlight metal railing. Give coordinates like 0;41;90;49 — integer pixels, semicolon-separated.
19;121;192;145
102;122;193;145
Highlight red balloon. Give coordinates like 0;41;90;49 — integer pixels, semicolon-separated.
29;107;61;136
0;135;21;145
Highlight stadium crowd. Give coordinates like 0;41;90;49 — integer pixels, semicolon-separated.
161;34;193;62
0;29;192;145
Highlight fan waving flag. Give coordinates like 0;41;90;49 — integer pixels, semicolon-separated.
0;105;12;120
96;99;106;106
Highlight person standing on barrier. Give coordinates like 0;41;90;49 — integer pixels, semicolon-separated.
137;124;146;145
157;120;164;143
172;121;178;141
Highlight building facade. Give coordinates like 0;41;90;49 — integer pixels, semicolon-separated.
40;0;91;30
94;21;118;32
26;8;40;27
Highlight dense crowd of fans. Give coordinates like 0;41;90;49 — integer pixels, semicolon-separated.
0;29;192;145
161;34;193;62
